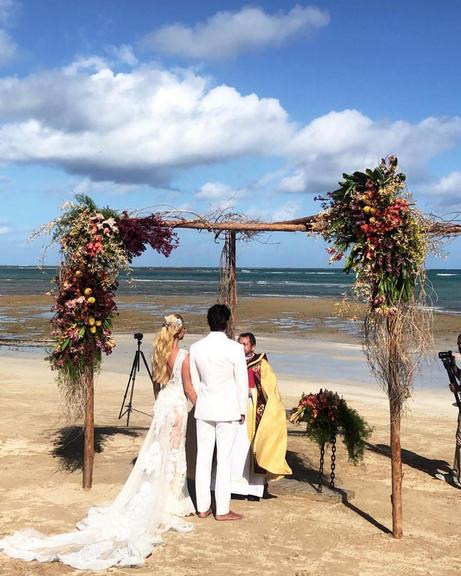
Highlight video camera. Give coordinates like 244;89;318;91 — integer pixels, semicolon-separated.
438;350;461;409
439;350;455;371
134;332;143;342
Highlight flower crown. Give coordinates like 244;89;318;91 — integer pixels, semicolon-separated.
163;315;183;329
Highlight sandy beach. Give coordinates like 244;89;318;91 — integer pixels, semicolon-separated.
1;314;461;575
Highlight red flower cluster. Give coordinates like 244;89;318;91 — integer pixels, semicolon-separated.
46;195;180;386
116;213;178;260
292;389;341;425
290;389;372;463
318;156;426;311
48;265;117;371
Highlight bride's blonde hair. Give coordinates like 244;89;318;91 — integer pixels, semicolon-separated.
152;313;184;385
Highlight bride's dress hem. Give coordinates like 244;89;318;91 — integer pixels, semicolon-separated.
0;349;195;570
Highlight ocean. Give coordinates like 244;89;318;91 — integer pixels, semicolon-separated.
0;266;460;314
1;266;459;390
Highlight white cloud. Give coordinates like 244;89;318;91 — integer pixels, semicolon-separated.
140;5;329;60
0;217;10;234
71;177;140;197
196;181;246;210
278;170;306;193
63;56;109;75
104;44;138;67
0;0;19;66
0;59;460;203
272;200;302;221
0;28;16;65
0;0;18;27
423;171;461;206
0;63;293;185
279;109;461;193
246;200;302;221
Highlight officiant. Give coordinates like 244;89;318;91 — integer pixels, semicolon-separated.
230;332;292;500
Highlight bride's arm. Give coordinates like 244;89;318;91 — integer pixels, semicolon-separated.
153;379;160;400
181;354;197;405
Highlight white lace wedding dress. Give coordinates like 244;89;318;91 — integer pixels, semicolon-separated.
0;348;195;570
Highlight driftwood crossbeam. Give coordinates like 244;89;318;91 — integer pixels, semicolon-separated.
163;216;461;235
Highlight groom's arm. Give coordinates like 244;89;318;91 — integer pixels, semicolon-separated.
189;345;200;394
234;347;249;423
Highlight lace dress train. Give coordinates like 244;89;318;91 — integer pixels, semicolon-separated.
0;349;195;570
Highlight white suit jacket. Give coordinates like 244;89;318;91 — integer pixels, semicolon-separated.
190;331;248;422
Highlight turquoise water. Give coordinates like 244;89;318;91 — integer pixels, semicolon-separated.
0;266;460;314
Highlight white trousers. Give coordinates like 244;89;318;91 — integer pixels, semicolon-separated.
230;391;265;497
195;419;238;515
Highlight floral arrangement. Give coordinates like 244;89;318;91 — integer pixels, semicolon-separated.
317;156;427;313
290;389;372;464
40;195;178;399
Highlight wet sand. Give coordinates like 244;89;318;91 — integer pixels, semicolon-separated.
1;293;460;348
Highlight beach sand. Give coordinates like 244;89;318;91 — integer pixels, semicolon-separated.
1;317;461;576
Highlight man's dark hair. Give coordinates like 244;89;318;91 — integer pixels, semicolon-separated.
207;304;231;331
238;332;256;346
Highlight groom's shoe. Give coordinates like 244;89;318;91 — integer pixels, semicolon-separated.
197;509;212;518
215;511;243;521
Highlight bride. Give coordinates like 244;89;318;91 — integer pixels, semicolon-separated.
0;313;197;570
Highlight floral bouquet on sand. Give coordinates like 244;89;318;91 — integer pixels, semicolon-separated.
290;389;372;464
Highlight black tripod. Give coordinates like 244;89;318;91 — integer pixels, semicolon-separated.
439;351;461;409
118;333;155;426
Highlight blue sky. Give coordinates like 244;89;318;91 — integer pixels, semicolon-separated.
0;0;460;268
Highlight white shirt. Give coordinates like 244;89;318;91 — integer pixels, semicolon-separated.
190;331;249;421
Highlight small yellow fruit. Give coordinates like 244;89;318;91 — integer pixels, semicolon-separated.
87;296;96;305
75;270;83;277
363;205;372;214
88;317;95;326
95;320;102;327
84;287;93;297
369;217;376;224
89;325;97;334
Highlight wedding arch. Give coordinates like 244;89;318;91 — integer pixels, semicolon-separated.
38;157;461;540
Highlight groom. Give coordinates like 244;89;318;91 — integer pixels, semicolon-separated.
190;304;248;521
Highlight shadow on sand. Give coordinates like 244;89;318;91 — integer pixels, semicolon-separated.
50;425;144;472
365;441;451;478
286;447;392;534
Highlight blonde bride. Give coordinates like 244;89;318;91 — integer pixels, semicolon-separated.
0;313;197;570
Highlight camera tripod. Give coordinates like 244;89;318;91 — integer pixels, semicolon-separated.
438;351;461;409
118;333;155;426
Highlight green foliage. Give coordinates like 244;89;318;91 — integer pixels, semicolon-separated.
317;156;427;314
290;390;373;464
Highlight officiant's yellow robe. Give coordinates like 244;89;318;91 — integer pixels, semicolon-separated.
247;354;292;477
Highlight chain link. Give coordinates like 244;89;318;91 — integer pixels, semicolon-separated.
317;442;325;493
329;433;337;489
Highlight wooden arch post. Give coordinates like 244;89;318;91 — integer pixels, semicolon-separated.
218;231;237;339
387;314;403;538
83;359;94;489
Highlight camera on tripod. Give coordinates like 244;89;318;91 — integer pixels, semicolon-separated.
438;350;461;409
438;350;455;370
118;331;154;425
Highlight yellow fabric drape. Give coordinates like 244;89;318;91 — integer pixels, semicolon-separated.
252;359;292;476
